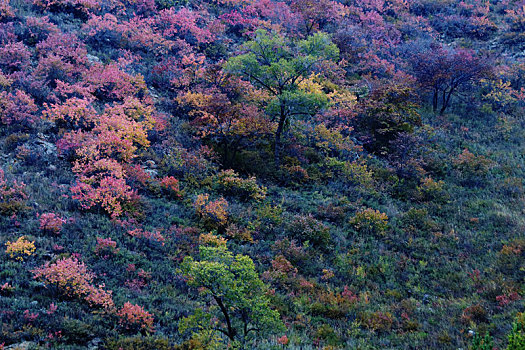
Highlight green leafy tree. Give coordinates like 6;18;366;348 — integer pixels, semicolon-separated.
226;29;339;164
507;313;525;350
179;244;285;347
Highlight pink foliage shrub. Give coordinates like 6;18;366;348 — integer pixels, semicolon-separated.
156;8;215;44
0;168;28;215
33;0;100;13
25;16;60;43
39;212;66;234
84;14;172;53
0;90;38;126
94;237;118;256
127;228;165;244
0;0;14;20
0;42;31;72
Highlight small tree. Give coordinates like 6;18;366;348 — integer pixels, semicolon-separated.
410;42;491;114
179;244;284;347
226;29;339;164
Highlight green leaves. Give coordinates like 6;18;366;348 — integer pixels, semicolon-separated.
226;29;338;97
225;29;340;163
179;245;284;346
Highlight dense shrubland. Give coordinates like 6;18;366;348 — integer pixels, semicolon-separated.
0;0;524;349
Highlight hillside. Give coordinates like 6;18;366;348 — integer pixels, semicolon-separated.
0;0;524;349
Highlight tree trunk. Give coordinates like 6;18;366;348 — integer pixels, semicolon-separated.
213;295;235;341
274;104;286;166
440;85;456;115
432;89;438;112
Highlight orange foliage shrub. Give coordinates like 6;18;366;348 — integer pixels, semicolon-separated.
194;193;228;227
32;257;114;310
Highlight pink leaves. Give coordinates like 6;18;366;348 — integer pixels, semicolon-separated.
39;212;66;234
157;8;215;44
0;42;31;72
0;90;38;126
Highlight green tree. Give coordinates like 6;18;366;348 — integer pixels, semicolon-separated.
179;244;285;347
226;29;339;165
507;313;525;350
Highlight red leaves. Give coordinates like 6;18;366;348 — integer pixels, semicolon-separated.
117;302;154;332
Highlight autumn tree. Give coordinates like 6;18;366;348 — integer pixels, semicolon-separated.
178;64;272;167
354;75;421;155
289;0;347;35
410;42;491;114
226;29;339;164
179;243;284;347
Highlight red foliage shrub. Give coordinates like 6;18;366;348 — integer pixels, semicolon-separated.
159;176;182;198
117;302;154;332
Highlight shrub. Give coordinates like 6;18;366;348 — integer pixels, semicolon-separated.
117;302;155;333
361;311;394;333
349;208;388;236
0;42;31;72
0;0;14;20
127;228;166;244
94;237;118;256
105;336;172;350
71;172;137;218
5;236;35;261
416;176;448;203
159;176;182;199
225;223;254;242
193;194;228;228
0;168;28;215
39;213;66;234
214;169;266;201
0;90;38;126
287;214;332;250
507;313;525;350
32;257;114;310
33;0;100;14
453;149;492;184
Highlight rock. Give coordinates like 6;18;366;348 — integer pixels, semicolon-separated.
88;337;102;350
47;164;57;172
144;168;158;178
145;160;157;169
86;54;101;64
5;341;37;350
